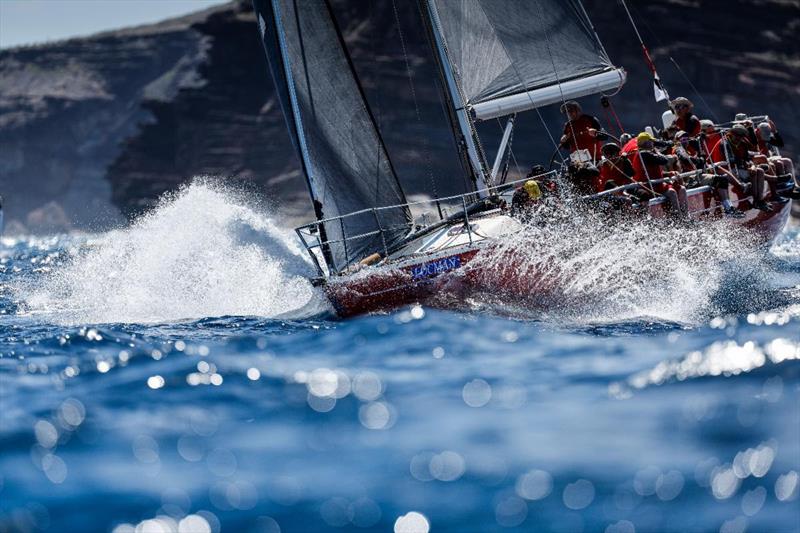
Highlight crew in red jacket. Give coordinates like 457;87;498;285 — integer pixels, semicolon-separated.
559;101;608;162
671;97;702;137
630;132;688;218
597;143;635;192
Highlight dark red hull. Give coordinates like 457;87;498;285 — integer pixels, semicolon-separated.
324;197;792;318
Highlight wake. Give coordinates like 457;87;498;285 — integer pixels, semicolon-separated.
20;181;329;324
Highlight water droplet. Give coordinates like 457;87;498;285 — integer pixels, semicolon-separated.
394;511;429;533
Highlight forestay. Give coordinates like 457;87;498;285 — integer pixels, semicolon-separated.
428;0;625;120
253;0;412;273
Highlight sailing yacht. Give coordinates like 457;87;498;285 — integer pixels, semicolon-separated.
253;0;791;317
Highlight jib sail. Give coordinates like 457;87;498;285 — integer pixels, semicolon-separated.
253;0;412;274
425;0;626;121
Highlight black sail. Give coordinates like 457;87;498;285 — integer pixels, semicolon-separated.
254;0;412;273
427;0;624;119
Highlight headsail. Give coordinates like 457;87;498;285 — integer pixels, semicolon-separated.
427;0;626;121
253;0;412;274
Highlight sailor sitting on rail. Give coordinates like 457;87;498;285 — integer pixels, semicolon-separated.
674;128;744;217
733;118;785;204
510;179;544;218
671;97;702;137
724;125;772;211
596;143;635;192
559;100;608;163
754;120;800;200
629;132;689;219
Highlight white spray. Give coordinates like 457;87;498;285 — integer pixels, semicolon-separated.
462;205;768;325
22;182;328;324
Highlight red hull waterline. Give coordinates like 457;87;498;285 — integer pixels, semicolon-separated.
323;194;792;318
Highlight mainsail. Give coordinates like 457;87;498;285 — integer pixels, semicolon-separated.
425;0;626;121
253;0;412;273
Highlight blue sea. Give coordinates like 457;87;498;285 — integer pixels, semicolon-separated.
1;185;798;533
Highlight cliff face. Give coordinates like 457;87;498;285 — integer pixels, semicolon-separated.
1;0;798;232
0;5;222;232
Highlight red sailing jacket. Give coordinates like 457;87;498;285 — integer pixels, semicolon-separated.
621;138;639;155
562;115;605;159
674;114;702;136
598;157;634;192
630;148;672;193
703;132;725;163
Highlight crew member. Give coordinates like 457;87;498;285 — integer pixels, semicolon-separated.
755;120;800;199
699;120;725;164
630;132;688;218
559;101;608;162
671;97;702;137
724;125;771;211
597;143;635;192
511;179;543;217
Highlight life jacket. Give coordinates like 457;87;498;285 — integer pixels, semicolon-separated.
703;132;725;163
674;114;701;137
630;149;664;183
629;148;672;194
563;115;604;160
598;157;634;192
621;138;639;156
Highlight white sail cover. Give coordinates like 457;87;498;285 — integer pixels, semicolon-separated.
254;0;412;273
428;0;623;120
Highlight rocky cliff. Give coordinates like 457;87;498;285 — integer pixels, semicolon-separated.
1;0;798;232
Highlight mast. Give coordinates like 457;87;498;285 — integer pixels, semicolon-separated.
419;0;490;197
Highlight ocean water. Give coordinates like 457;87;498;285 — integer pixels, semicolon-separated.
1;184;798;533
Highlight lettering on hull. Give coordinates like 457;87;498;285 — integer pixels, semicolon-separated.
410;255;462;280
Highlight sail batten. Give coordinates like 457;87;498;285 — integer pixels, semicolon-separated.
428;0;622;118
254;0;411;274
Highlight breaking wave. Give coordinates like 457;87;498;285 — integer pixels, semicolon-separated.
461;205;775;325
21;181;328;324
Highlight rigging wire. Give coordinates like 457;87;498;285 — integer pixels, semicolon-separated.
601;96;625;135
618;0;671;106
621;0;719;121
534;0;576;163
390;0;442;210
668;57;720;123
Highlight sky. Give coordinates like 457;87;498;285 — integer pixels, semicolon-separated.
0;0;228;49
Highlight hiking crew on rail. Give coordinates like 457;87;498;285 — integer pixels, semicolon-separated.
514;97;799;220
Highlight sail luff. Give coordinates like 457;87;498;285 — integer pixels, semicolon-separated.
253;0;412;274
